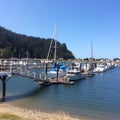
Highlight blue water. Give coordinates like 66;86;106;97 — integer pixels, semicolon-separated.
0;66;120;119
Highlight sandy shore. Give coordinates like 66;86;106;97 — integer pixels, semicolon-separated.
0;103;88;120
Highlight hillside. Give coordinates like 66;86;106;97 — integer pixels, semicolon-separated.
0;26;75;59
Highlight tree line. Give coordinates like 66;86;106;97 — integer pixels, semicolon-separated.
0;26;75;59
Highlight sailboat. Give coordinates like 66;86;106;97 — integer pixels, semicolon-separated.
47;25;67;79
82;41;95;77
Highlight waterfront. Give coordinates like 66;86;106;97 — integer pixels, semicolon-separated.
0;66;120;120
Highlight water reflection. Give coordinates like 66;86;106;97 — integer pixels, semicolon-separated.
0;67;120;120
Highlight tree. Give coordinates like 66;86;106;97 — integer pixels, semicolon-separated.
0;26;75;59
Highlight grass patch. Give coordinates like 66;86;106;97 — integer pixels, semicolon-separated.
0;112;23;120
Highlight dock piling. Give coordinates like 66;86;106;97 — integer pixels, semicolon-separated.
0;75;7;102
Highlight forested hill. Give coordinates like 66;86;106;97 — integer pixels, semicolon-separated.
0;26;75;59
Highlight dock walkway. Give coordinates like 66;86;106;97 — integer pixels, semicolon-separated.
0;68;74;86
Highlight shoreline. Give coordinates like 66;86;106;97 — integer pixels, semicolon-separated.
0;102;88;120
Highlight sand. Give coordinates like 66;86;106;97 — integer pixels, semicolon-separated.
0;103;88;120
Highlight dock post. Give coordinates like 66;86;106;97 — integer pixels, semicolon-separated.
45;63;48;81
56;62;59;82
0;75;7;102
85;62;88;73
56;68;58;82
80;63;82;72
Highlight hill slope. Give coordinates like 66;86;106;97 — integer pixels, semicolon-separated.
0;26;75;59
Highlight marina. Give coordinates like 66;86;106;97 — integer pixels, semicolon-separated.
0;1;120;119
0;65;120;120
0;58;119;120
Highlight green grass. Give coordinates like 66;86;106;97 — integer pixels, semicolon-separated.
0;113;23;120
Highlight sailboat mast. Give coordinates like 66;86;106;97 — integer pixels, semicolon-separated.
91;41;93;59
54;25;57;62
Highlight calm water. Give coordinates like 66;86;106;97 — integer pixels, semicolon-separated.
0;66;120;120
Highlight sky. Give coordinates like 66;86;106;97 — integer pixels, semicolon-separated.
0;0;120;59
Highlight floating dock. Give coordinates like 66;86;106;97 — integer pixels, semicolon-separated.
50;79;74;85
38;78;74;85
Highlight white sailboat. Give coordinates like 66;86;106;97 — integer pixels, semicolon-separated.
47;25;67;78
83;41;95;77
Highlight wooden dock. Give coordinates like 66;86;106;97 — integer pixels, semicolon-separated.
50;79;74;85
38;77;74;85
